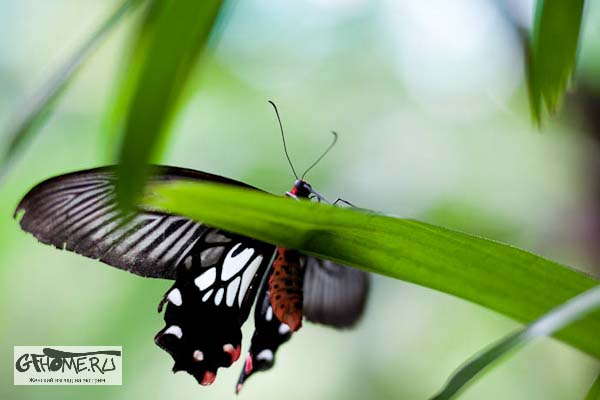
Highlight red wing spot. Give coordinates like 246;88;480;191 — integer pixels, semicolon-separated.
244;353;253;374
223;344;238;365
200;371;216;386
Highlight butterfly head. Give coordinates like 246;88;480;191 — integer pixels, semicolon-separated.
290;179;312;198
287;179;327;202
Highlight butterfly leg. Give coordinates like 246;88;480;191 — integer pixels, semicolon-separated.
332;198;356;207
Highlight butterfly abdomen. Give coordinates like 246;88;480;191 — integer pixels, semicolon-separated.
268;247;304;331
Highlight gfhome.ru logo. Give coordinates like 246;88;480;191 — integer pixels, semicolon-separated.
14;346;122;385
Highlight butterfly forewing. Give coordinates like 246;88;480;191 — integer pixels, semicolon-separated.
14;166;259;279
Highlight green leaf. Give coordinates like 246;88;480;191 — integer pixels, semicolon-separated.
430;285;600;400
525;36;542;125
114;0;224;209
0;0;139;178
587;373;600;400
143;181;600;358
529;0;585;121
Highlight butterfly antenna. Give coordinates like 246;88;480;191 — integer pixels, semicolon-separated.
301;131;338;179
269;100;299;180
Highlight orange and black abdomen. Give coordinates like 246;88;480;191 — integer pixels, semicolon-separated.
269;247;304;331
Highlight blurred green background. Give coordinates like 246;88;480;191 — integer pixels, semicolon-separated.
1;0;600;399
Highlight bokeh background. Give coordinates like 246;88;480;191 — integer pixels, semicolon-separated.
1;0;600;399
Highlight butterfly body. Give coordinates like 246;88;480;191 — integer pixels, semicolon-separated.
266;179;316;332
14;166;369;391
269;247;304;332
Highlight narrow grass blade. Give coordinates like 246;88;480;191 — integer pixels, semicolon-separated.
587;373;600;400
143;181;600;358
431;285;600;400
0;0;139;178
525;36;541;125
114;0;224;209
529;0;585;121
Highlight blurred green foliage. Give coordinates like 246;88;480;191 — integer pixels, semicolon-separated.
1;1;600;399
529;0;585;122
586;373;600;400
0;0;139;175
432;286;600;399
114;0;224;209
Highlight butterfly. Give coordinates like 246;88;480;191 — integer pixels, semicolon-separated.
12;103;369;392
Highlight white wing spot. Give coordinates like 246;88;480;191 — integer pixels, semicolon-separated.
226;276;241;307
214;288;224;306
167;288;182;306
221;244;254;281
164;325;183;339
266;306;273;322
256;349;274;362
195;268;216;291
238;255;264;306
278;323;291;335
202;289;213;302
193;350;204;362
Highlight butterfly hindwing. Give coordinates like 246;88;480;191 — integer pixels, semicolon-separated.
303;257;369;328
236;266;293;392
156;229;275;384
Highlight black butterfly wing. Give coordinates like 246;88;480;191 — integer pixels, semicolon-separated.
156;229;275;385
14;166;258;279
303;257;369;328
15;166;277;384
